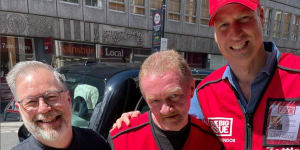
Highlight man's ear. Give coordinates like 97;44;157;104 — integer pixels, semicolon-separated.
214;32;218;44
258;6;265;27
190;79;195;98
65;90;72;104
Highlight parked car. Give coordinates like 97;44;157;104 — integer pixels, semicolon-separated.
0;81;13;113
18;62;212;141
59;62;144;138
3;98;21;121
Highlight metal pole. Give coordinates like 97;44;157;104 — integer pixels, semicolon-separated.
161;0;166;38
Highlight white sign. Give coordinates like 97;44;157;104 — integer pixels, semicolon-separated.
266;104;300;141
160;38;168;51
208;117;233;137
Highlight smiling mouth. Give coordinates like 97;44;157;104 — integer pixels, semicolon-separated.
37;115;61;124
230;41;249;50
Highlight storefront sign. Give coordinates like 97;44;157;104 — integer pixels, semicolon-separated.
100;46;132;63
101;46;131;58
60;42;95;57
1;36;33;53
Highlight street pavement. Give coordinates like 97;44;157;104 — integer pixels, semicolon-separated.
0;121;23;150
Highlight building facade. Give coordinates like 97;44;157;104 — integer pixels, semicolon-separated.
1;0;300;79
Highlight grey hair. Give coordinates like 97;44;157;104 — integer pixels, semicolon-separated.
6;61;66;101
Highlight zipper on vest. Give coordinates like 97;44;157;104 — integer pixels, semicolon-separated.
245;114;253;150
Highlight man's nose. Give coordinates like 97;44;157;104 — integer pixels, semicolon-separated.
229;22;243;40
37;97;52;113
160;103;173;115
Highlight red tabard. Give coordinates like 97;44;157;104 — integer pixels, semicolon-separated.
110;112;223;150
196;53;300;150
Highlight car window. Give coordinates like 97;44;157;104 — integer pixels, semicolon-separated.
62;72;105;128
6;99;18;112
135;97;149;113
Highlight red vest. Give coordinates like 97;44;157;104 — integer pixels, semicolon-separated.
110;112;223;150
197;53;300;150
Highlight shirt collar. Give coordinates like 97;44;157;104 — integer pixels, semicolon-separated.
222;42;281;81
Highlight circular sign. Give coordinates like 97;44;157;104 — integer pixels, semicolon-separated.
154;13;161;25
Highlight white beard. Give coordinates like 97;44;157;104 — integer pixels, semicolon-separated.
22;110;71;142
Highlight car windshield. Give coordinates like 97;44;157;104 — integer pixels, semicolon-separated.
62;72;105;128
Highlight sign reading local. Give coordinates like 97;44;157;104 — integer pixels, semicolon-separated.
101;46;132;58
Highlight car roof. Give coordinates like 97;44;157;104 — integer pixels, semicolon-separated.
58;62;140;79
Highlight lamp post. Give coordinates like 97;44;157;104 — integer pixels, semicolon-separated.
161;0;166;38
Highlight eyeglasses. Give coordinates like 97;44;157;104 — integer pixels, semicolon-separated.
17;90;66;111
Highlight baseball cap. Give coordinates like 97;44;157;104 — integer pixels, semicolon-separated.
209;0;260;26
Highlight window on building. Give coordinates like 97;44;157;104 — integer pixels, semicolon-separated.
282;12;291;39
168;0;181;21
185;0;196;23
86;0;102;8
200;0;209;25
150;0;162;16
130;0;145;15
291;15;299;41
109;0;125;12
273;11;282;38
63;0;79;3
263;7;272;36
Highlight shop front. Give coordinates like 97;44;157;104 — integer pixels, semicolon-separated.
55;41;96;68
0;36;35;82
185;51;208;69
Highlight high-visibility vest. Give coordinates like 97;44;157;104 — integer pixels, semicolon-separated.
196;53;300;150
110;112;223;150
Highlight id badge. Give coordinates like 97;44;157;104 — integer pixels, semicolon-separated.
263;98;300;147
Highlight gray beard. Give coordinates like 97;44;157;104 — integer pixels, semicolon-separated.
22;110;71;142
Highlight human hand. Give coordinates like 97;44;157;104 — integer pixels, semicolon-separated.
110;111;141;131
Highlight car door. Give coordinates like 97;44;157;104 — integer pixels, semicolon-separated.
89;69;141;138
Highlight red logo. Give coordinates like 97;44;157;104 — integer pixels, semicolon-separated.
278;105;296;115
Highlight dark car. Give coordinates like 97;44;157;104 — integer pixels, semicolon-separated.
59;62;146;138
18;62;212;140
3;98;21;121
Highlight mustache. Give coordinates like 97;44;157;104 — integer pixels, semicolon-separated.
161;113;178;118
33;111;63;122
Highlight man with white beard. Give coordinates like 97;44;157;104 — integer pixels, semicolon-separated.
6;61;110;150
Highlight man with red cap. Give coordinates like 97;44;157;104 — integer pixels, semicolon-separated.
189;0;300;149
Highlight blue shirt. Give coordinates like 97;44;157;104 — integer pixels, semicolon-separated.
189;42;281;119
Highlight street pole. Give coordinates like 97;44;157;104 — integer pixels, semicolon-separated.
161;0;166;38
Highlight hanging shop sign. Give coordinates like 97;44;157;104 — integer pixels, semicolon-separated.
152;9;162;53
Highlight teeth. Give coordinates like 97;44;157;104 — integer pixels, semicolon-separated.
41;119;53;123
231;41;246;50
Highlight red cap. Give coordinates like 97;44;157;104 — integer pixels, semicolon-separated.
209;0;260;26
